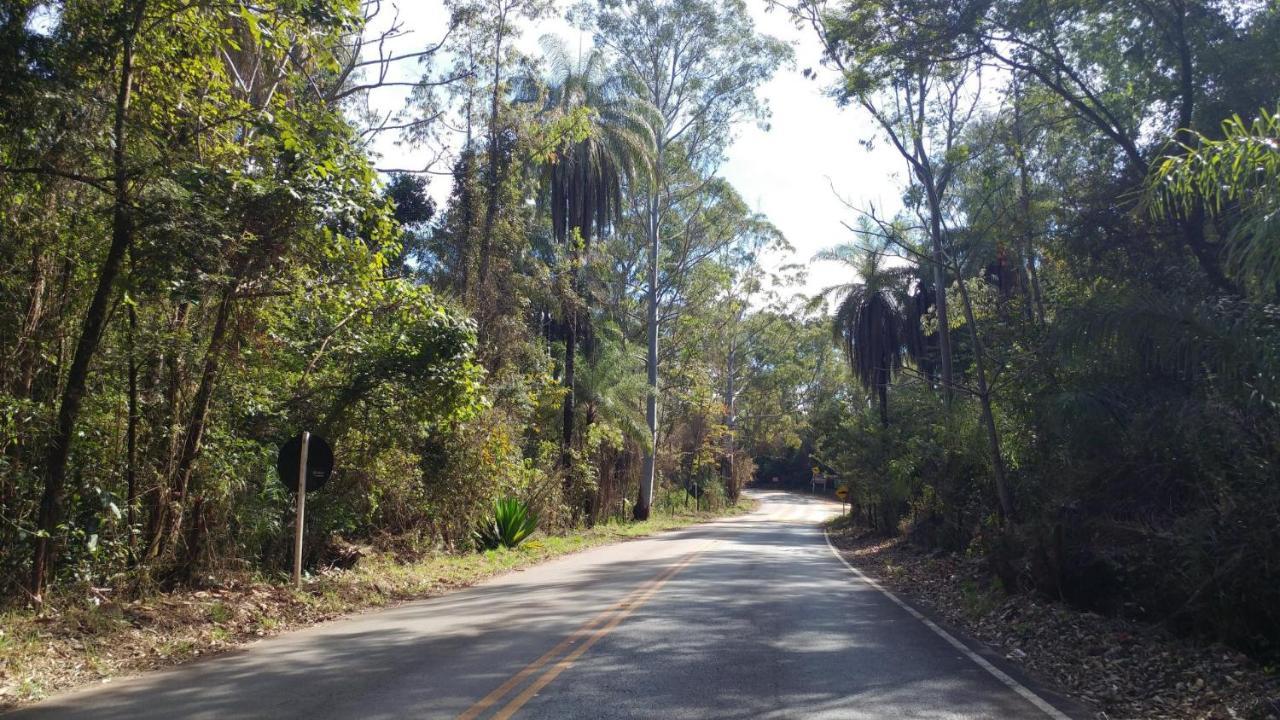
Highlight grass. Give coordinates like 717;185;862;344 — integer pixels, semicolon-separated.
0;500;753;710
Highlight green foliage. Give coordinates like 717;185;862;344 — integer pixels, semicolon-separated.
1151;107;1280;296
473;498;540;550
776;0;1280;663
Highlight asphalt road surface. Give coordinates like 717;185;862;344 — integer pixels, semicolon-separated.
11;490;1079;719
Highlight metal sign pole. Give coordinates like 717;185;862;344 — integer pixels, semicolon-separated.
293;431;310;589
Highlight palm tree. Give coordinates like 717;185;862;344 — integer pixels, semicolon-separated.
1151;106;1280;298
816;241;913;426
534;36;656;471
574;326;650;521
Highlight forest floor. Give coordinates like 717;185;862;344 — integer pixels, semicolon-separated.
826;516;1280;720
0;502;753;712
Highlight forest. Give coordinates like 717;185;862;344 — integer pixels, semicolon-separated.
2;0;1279;674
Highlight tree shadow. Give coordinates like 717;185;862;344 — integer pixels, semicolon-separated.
8;494;1068;720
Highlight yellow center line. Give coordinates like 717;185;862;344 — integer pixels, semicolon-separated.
490;549;704;720
456;548;705;720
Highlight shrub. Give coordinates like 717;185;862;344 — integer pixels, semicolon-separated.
473;498;539;550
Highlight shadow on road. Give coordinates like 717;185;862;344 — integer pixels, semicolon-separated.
9;493;1056;720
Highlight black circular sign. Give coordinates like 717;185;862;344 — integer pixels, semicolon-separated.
276;433;334;493
685;481;705;499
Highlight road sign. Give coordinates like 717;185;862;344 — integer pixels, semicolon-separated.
277;432;333;588
277;433;334;493
685;481;705;499
835;486;849;500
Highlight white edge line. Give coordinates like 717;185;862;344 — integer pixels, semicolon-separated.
822;528;1072;720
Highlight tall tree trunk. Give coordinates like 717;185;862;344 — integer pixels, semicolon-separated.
636;147;663;521
1166;0;1235;297
15;247;47;398
1012;80;1046;326
458;44;476;297
143;302;188;558
927;196;954;405
560;294;577;468
475;10;507;293
31;0;146;598
583;404;599;522
126;300;139;552
723;342;737;502
954;277;1015;521
164;283;236;567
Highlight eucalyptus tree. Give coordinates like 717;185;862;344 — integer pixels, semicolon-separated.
780;0;1018;520
775;0;987;407
533;36;655;469
585;0;788;519
464;0;554;296
700;212;790;500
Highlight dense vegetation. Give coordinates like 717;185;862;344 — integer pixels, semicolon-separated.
2;0;1278;670
0;0;792;603
772;0;1280;661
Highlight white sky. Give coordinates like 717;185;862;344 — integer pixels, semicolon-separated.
361;1;907;303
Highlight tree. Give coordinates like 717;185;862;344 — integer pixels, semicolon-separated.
533;36;655;474
781;0;1017;521
819;243;909;426
587;0;788;519
468;0;553;295
777;0;988;407
1152;106;1280;299
9;0;373;595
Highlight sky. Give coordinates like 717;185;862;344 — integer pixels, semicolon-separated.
361;1;908;303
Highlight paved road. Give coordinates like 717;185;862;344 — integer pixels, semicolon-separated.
11;490;1076;719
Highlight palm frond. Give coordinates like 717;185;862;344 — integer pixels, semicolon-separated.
1150;106;1280;294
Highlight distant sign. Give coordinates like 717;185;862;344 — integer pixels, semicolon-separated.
276;433;334;493
835;486;849;500
685;481;705;499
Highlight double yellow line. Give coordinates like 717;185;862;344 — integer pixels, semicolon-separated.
457;547;706;720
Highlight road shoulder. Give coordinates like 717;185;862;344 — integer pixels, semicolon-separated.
824;520;1279;720
0;502;754;713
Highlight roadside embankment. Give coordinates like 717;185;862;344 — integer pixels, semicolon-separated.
826;516;1279;720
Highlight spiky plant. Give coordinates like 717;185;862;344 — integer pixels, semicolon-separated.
473;498;539;551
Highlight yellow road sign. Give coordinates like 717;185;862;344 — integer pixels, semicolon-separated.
835;486;849;500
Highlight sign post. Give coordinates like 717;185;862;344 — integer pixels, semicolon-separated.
292;431;310;589
836;484;849;514
686;481;705;511
277;431;332;590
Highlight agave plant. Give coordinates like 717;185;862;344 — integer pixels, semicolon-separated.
473;498;539;551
